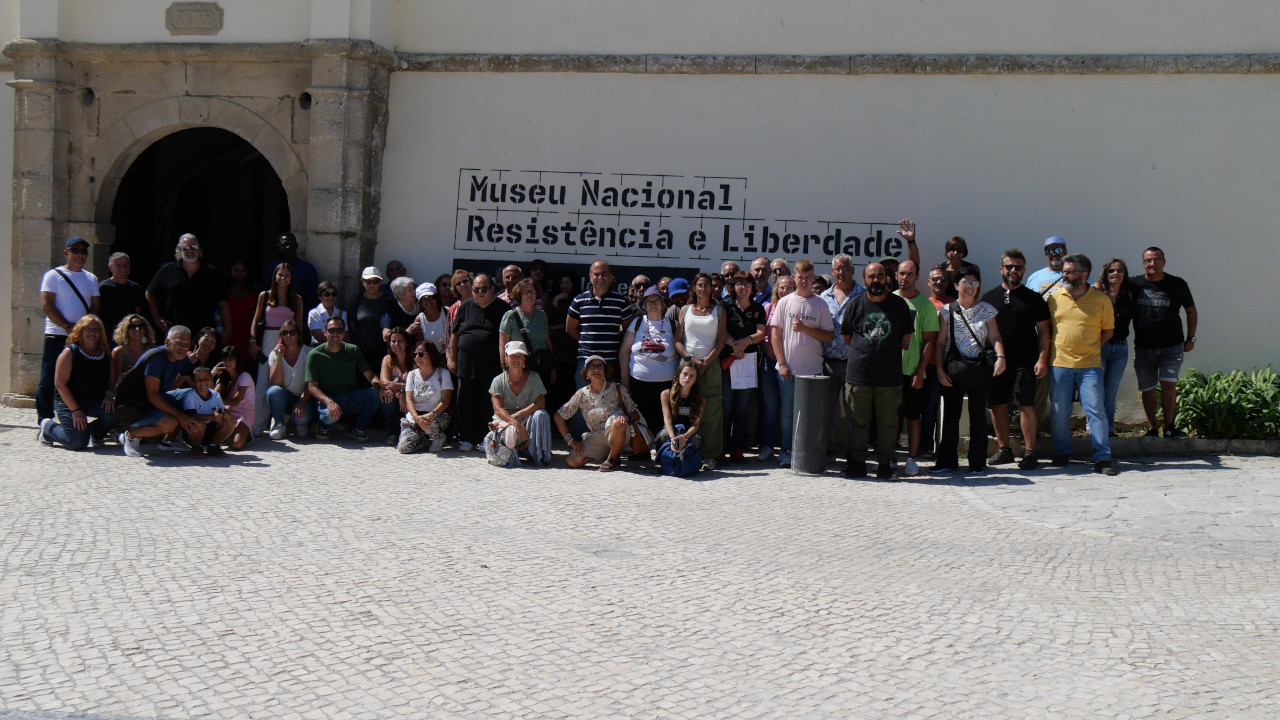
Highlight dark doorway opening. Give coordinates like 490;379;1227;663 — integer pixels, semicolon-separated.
110;127;291;287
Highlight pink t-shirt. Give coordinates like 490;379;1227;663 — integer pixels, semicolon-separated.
767;293;833;377
224;371;255;427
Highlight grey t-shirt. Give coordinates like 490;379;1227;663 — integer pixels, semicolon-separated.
489;371;548;413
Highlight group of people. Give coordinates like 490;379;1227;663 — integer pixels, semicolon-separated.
35;224;1196;478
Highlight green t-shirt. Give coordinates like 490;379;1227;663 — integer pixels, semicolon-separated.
304;342;370;397
499;308;550;351
489;371;548;412
897;291;940;376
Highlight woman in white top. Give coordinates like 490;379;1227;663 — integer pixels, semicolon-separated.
306;280;347;345
674;272;728;470
398;341;453;454
619;286;677;439
933;264;1007;474
411;282;451;354
265;319;313;440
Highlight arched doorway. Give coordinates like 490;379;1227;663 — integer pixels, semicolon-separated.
110;127;291;285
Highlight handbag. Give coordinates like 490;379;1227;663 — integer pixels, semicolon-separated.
614;382;653;446
657;424;702;477
943;302;996;387
515;310;556;381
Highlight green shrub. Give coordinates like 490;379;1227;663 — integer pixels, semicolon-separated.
1175;367;1280;439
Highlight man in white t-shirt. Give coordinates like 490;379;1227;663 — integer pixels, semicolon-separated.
38;237;100;421
767;258;834;468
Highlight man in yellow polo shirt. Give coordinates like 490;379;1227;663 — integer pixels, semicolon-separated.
1046;254;1116;475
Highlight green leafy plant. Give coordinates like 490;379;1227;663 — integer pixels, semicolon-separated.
1175;367;1280;439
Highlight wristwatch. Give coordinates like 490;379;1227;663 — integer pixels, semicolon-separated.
1187;336;1197;342
563;433;574;444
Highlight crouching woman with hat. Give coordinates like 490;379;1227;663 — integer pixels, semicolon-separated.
486;341;552;466
553;354;649;471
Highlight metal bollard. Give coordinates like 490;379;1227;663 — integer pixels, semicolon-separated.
791;373;831;475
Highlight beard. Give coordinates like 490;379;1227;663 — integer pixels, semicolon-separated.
1065;275;1086;291
867;281;887;295
1003;273;1023;288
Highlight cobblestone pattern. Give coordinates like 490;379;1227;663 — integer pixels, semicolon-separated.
1;405;1277;719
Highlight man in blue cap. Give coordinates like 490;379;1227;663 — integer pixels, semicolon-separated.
38;237;100;421
1026;236;1068;297
664;277;691;325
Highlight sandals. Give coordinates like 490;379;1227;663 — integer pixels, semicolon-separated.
599;457;618;472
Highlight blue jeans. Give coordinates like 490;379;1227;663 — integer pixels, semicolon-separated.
317;387;380;430
1051;366;1110;462
758;356;780;450
265;385;315;427
50;396;118;450
1099;341;1128;435
36;334;67;421
779;375;797;453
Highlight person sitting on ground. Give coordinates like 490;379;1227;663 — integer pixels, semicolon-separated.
307;280;347;345
379;327;412;445
110;314;156;386
38;315;118;450
265;319;313;440
181;367;236;458
249;263;307;435
188;327;221;371
398;341;452;454
488;341;553;466
120;325;203;458
554;355;649;471
653;361;706;464
211;346;253;450
306;316;384;443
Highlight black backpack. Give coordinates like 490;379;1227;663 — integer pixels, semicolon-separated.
112;347;165;425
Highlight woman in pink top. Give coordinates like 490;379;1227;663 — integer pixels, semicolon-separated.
249;264;305;435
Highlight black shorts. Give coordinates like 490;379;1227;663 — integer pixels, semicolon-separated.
988;363;1037;408
901;374;925;420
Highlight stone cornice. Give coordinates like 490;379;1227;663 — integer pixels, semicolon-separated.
398;52;1280;75
2;38;397;68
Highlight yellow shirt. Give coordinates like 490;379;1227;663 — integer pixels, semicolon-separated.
1047;286;1115;369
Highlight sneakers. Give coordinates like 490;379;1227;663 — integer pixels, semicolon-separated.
189;446;206;459
989;446;1015;465
428;438;444;453
929;464;957;474
1143;427;1160;438
777;451;792;469
702;458;718;471
121;432;143;458
294;422;311;439
1051;454;1070;467
1094;460;1118;476
458;440;474;452
1164;428;1187;439
841;463;867;479
756;447;774;462
903;457;919;476
268;423;287;441
349;428;371;443
252;426;266;438
384;434;398;446
206;445;228;458
317;423;331;441
158;438;191;453
37;418;55;446
1018;451;1040;471
876;462;895;480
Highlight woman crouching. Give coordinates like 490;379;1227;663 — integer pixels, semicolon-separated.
398;341;453;454
487;341;552;466
554;354;649;471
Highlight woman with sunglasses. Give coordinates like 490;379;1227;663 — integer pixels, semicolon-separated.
413;283;451;356
447;269;473;328
1094;258;1134;436
379;327;413;445
110;314;156;386
350;266;393;373
249;263;306;436
449;273;509;450
933;265;1006;475
722;271;767;464
38;315;118;450
265;319;313;440
399;341;452;454
674;272;728;470
307;280;347;345
555;355;648;471
488;341;552;466
941;236;970;296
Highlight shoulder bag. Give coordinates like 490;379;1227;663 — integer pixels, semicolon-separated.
515;310;556;382
943;302;996;387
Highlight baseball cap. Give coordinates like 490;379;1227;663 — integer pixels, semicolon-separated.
361;266;384;281
1043;236;1066;249
504;341;529;357
667;278;690;295
65;236;89;249
414;282;437;300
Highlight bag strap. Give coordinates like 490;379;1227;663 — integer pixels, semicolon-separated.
1040;276;1063;297
54;269;91;315
951;302;989;351
514;309;536;348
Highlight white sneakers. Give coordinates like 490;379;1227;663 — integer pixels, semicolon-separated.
120;432;143;458
428;438;444;453
268;423;287;441
756;447;774;462
458;441;474;452
904;457;919;477
158;438;191;453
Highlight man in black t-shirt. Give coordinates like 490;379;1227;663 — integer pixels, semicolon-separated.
145;233;231;337
1129;247;1197;437
981;249;1051;470
98;251;147;343
840;263;913;479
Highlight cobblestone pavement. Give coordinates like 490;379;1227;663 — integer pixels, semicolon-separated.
2;404;1278;719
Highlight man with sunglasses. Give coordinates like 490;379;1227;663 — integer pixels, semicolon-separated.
1026;236;1069;297
145;233;231;341
37;237;101;422
981;249;1051;470
1129;247;1196;438
305;316;383;443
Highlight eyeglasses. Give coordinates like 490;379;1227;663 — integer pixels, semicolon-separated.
363;279;381;285
957;279;980;288
279;330;298;337
1061;270;1086;278
633;282;650;290
1004;288;1011;305
1002;264;1025;271
473;285;492;293
1106;269;1126;275
456;278;472;285
319;291;336;298
929;277;948;284
129;323;147;330
586;363;605;370
414;351;428;358
324;327;344;334
771;268;788;276
1142;258;1163;265
67;247;89;255
1046;247;1066;256
180;245;200;252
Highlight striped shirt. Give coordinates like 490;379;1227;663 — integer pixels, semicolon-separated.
567;290;634;362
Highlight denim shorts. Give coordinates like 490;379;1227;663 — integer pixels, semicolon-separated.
1134;345;1184;391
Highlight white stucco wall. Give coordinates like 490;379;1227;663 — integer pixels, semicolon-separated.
378;71;1278;381
396;1;1280;55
